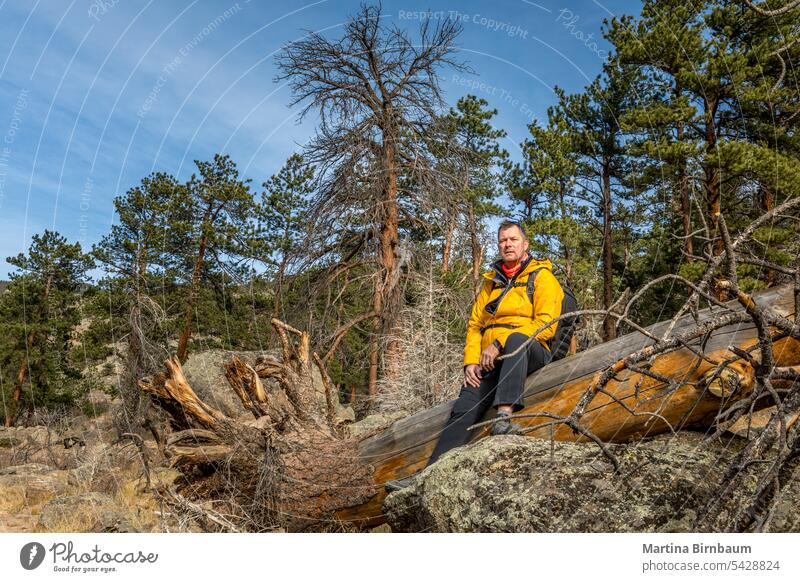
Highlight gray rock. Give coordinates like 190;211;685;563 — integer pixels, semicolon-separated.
0;428;24;449
182;350;257;417
89;508;138;533
0;426;56;448
183;349;354;423
0;466;71;510
383;431;800;533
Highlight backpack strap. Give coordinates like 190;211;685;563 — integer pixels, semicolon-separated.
524;267;555;352
524;267;545;313
484;261;531;315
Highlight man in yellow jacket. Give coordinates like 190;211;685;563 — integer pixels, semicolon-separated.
386;219;563;492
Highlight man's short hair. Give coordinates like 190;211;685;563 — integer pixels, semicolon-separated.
498;219;528;241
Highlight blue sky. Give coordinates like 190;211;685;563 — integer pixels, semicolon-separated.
0;0;638;278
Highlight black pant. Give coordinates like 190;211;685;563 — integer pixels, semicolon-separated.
427;333;552;466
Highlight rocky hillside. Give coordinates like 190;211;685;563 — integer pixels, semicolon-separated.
0;389;183;533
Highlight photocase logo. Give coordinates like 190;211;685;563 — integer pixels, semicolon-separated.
19;542;46;570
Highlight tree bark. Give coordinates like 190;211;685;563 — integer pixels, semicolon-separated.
676;83;693;261
273;257;287;323
559;187;574;289
4;273;53;427
467;202;483;298
703;96;724;301
601;157;616;342
367;132;403;402
177;205;212;363
704;96;721;255
760;185;775;286
442;213;455;273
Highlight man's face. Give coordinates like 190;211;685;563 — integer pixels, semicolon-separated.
498;225;529;265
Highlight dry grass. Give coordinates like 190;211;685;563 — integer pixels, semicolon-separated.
32;470;166;533
0;485;28;513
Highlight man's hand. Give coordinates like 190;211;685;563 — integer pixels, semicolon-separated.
480;343;501;372
464;364;482;388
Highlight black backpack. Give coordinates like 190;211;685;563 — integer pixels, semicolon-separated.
526;268;580;361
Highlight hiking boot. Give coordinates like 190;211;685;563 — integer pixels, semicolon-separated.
491;411;521;436
384;471;420;493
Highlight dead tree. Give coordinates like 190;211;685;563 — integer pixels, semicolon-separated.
140;319;379;532
275;4;467;402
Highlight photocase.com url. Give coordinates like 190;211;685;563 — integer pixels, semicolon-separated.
642;560;782;573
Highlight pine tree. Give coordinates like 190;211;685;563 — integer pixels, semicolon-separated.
1;231;94;426
256;153;314;321
608;0;800;293
93;172;184;295
443;95;508;292
507;109;585;287
556;59;640;341
175;154;255;362
92;172;184;431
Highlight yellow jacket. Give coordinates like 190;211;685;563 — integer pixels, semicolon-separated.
464;255;564;367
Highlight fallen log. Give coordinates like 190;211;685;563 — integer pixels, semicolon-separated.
140;284;799;530
336;283;800;525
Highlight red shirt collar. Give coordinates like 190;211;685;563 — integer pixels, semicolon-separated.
499;253;532;279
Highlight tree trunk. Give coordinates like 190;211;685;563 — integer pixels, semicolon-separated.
177;206;212;363
5;348;32;427
367;294;382;403
4;273;53;427
703;97;723;301
559;188;574;289
273;256;287;323
601;158;616;342
442;213;455;273
368;138;402;402
761;185;775;286
704;97;721;255
467;202;482;297
675;83;693;261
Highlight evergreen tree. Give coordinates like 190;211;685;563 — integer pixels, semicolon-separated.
1;231;94;426
256;153;314;321
92;172;184;431
93;172;184;295
443;95;508;292
608;0;800;294
175;154;255;362
556;59;641;341
507;109;586;287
